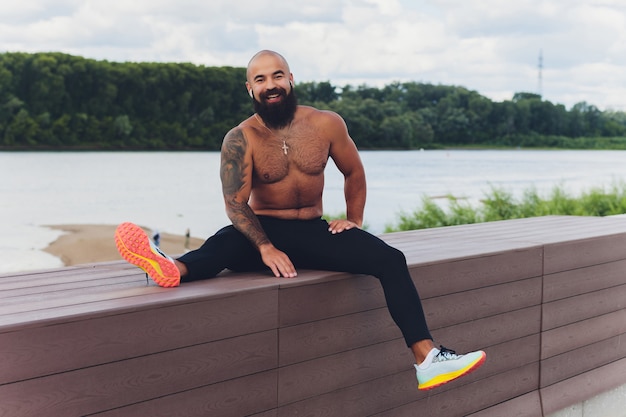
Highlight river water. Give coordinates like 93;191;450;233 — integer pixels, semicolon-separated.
2;149;625;273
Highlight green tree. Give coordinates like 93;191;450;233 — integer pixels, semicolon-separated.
1;51;624;150
380;115;414;148
5;109;38;146
114;115;133;138
296;81;338;103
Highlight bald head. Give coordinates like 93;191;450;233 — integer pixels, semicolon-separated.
246;50;291;82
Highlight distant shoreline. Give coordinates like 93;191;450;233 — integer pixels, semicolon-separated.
3;145;626;152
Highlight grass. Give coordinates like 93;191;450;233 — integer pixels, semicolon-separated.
384;182;626;232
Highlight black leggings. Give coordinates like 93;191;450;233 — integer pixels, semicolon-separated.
177;216;432;347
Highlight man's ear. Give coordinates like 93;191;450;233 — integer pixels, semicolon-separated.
249;89;253;98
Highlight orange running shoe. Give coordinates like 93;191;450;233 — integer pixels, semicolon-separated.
114;222;181;287
415;346;486;390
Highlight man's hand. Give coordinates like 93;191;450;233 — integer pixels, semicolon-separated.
327;219;360;234
259;244;297;278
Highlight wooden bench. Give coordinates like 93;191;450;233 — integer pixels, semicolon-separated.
2;215;626;416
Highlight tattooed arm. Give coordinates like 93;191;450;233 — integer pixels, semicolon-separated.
220;127;297;278
220;127;269;248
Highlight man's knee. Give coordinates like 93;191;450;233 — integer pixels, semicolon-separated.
384;245;407;266
362;244;407;274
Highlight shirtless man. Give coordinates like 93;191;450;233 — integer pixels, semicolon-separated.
114;50;486;391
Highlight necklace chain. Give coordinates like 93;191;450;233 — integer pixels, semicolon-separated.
254;114;292;155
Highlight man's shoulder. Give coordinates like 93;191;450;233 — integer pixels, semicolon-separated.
227;115;257;138
298;104;334;115
237;114;257;129
298;105;343;123
221;118;255;148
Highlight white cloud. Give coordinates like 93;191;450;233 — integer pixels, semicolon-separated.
1;0;625;110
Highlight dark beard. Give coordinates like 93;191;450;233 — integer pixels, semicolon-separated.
253;86;298;129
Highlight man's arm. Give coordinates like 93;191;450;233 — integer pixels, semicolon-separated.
325;112;367;232
220;127;297;277
220;127;270;248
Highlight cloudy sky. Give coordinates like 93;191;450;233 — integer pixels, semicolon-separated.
2;0;625;111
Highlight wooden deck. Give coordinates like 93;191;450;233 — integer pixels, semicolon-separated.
2;216;626;416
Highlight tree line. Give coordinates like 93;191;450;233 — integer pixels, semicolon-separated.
1;52;625;150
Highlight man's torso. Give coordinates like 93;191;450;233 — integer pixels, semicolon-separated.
245;106;332;220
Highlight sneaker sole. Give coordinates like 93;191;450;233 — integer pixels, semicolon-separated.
114;222;180;288
418;351;486;390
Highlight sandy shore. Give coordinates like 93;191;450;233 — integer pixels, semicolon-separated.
44;224;206;266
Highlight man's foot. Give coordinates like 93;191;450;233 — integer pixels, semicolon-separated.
114;222;181;287
415;345;486;390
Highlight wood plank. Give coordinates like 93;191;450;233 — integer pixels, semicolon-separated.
0;276;159;309
543;259;626;303
408;247;543;299
459;334;540;384
422;277;542;330
465;391;542;417
511;216;625;242
0;272;280;316
279;307;401;367
399;240;542;266
540;333;626;388
0;268;142;296
0;261;142;284
0;277;279;330
541;310;626;360
542;283;626;330
0;331;278;417
0;290;278;384
249;410;278;417
384;216;626;247
431;306;541;352
0;280;167;313
544;233;626;274
278;339;412;406
90;370;278;417
279;275;385;327
379;217;554;245
278;370;416;417
0;261;128;280
0;277;149;301
540;357;626;416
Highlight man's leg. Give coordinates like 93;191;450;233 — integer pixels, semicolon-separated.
270;220;432;347
263;218;486;390
177;225;267;282
115;223;266;285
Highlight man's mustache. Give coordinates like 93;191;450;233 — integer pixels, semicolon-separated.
260;87;286;100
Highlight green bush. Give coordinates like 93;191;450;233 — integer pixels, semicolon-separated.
385;182;626;232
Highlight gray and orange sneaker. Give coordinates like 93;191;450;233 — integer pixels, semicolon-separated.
415;346;486;390
114;222;180;287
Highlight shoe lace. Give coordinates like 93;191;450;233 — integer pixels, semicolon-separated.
154;246;168;258
435;345;461;362
150;240;170;259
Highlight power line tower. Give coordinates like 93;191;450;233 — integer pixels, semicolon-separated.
537;49;543;99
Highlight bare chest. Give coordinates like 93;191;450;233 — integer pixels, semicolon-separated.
252;128;329;183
